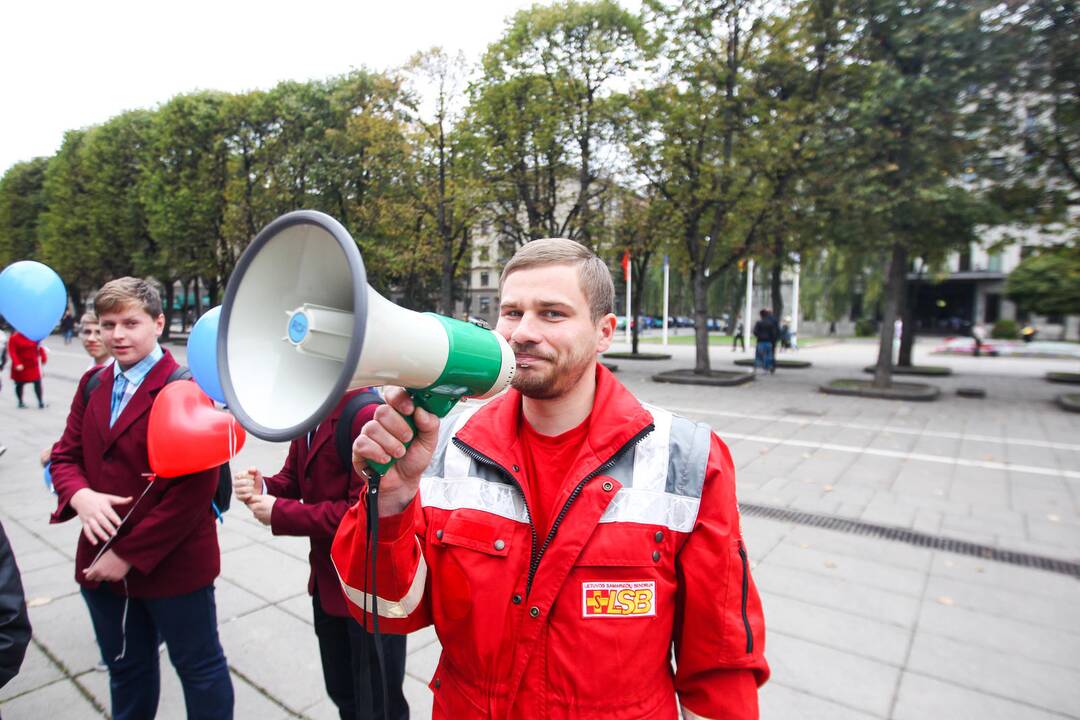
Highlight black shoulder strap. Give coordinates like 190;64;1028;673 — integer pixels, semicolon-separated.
334;389;384;470
166;366;192;384
81;366;111;403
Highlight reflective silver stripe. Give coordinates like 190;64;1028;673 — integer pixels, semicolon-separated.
419;475;530;524
597;404;708;532
598;487;701;532
426;406;480;479
336;538;428;619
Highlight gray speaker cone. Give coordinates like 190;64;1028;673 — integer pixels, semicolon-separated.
218;210;369;442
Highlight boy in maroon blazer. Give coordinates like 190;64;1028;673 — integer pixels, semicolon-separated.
50;277;233;720
233;390;408;720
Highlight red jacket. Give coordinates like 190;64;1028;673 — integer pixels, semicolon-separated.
49;350;220;598
332;365;769;719
8;332;46;383
263;389;378;617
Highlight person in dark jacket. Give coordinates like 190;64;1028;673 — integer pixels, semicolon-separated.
752;309;778;373
233;390;409;720
0;518;32;690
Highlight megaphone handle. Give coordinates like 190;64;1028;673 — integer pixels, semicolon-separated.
365;389;462;476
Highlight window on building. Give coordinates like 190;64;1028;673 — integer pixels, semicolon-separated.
985;294;1000;323
478;245;490;263
958;249;971;272
479;296;491;314
480;271;490;287
987;252;1002;273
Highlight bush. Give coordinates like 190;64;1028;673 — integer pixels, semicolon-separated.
855;318;877;337
992;319;1019;339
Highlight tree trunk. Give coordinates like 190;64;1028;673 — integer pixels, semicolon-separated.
872;242;908;389
162;281;175;342
439;241;454;317
897;278;916;367
179;279;191;333
692;265;711;374
771;236;784;319
67;283;81;315
194;277;204;319
630;257;649;356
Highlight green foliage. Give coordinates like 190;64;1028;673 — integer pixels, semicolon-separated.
855;318;877;337
991;318;1019;339
0;157;49;266
1006;245;1080;317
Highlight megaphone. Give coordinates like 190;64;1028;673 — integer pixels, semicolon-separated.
218;210;516;471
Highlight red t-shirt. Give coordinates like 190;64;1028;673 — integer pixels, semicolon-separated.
519;413;591;538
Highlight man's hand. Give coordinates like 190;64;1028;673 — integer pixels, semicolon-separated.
84;549;131;582
39;447;52;467
352;386;440;517
233;467;263;504
70;488;133;545
247;494;275;526
14;364;24;372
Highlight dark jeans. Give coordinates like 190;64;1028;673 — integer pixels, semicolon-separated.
732;334;745;350
14;380;43;407
313;589;409;720
754;340;775;370
81;584;234;720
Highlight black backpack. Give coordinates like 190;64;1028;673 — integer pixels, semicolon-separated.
83;365;232;517
333;389;384;471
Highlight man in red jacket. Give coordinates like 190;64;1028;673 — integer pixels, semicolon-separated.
50;277;233;720
333;239;769;719
232;390;409;720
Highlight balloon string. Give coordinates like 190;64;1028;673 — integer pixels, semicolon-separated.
88;479;155;569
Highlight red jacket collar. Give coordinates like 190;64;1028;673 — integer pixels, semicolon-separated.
454;363;654;472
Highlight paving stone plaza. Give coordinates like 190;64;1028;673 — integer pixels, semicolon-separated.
2;334;1078;719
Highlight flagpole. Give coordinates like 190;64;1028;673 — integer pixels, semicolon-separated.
662;254;669;347
625;257;632;347
743;259;754;352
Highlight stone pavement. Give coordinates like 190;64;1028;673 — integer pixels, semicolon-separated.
1;335;1078;719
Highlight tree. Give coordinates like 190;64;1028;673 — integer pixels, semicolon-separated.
832;0;1000;386
405;49;489;316
0;158;50;267
472;0;645;248
1006;243;1080;316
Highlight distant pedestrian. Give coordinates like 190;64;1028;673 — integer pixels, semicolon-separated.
60;310;76;345
753;309;778;373
8;331;47;408
780;317;792;351
732;320;745;351
972;323;987;357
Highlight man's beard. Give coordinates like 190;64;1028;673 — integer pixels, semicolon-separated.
511;342;595;399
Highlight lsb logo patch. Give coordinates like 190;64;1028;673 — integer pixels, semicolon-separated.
582;581;656;618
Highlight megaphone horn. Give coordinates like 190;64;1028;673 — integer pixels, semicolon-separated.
218;211;516;459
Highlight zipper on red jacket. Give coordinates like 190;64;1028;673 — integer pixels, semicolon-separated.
451;438;539;592
527;424;654;597
456;424;655;598
737;539;754;654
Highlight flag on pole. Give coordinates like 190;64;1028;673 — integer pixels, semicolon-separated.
621;251;631;280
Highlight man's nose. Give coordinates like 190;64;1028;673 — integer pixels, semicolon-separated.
510;313;543;345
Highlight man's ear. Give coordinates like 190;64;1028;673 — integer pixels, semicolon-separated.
596;312;617;353
154;313;165;336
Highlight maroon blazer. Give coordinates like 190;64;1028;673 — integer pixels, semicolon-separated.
263;389;377;617
49;350;220;598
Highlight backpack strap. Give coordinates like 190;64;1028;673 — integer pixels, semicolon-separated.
334;389;384;471
81;366;111;403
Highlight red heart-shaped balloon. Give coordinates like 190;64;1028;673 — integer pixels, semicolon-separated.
148;380;246;478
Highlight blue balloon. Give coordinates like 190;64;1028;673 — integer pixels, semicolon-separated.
0;261;67;341
187;306;226;403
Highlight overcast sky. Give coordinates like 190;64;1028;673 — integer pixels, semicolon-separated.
0;0;588;174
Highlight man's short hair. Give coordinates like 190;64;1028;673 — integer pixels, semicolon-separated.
94;277;164;318
500;238;615;323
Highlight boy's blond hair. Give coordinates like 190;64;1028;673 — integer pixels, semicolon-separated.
94;277;163;318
